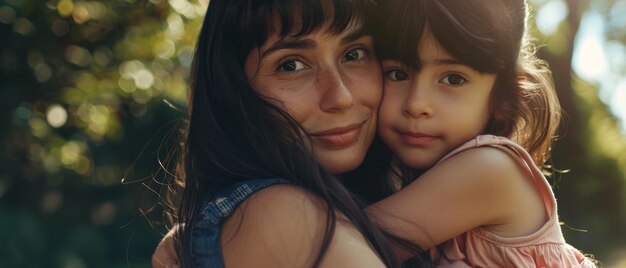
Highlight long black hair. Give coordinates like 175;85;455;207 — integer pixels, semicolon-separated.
170;0;426;266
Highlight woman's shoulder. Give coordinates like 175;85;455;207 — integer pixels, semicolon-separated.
218;184;324;266
225;183;327;221
241;183;322;206
224;184;328;227
221;184;386;268
194;178;289;226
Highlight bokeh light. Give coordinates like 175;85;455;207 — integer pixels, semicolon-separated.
65;45;92;67
58;0;75;17
0;6;16;24
46;104;68;128
51;19;70;36
13;104;32;127
535;0;568;36
13;18;35;36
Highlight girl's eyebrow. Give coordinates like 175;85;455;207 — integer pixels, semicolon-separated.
260;26;367;59
424;58;476;70
429;58;483;74
431;58;465;66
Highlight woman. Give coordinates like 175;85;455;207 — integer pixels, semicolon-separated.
153;0;425;267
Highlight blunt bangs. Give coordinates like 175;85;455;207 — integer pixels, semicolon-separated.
374;0;425;70
228;0;375;53
427;0;507;73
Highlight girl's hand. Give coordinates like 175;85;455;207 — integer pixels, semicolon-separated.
152;226;180;268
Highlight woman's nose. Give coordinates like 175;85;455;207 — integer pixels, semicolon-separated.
319;69;354;112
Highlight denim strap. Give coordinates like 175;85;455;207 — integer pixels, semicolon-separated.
190;178;288;267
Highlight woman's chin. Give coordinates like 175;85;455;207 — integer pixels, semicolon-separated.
316;150;367;175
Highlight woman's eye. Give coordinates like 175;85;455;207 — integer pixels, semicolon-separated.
277;59;306;73
386;70;409;81
441;74;466;86
344;48;367;61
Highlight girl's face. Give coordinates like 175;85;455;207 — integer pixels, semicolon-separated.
245;23;382;174
378;31;496;169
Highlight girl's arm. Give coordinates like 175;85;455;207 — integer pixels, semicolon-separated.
366;146;546;260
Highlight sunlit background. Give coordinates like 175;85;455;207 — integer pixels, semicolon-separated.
1;0;625;267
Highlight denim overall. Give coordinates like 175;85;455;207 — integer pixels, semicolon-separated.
190;178;288;267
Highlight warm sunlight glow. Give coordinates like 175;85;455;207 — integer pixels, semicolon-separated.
573;36;608;80
572;12;625;134
536;0;568;35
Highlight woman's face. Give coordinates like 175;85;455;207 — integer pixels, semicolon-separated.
245;23;382;174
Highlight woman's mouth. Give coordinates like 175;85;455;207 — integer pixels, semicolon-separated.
310;122;364;148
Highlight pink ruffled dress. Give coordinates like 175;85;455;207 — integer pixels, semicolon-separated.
430;135;597;267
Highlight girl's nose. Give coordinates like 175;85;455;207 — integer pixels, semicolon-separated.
403;82;434;118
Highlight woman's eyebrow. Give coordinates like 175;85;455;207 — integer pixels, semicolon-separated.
261;39;316;58
260;26;368;59
340;27;367;45
341;26;369;45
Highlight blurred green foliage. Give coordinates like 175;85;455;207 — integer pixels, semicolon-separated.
1;0;205;267
528;0;626;265
0;0;625;267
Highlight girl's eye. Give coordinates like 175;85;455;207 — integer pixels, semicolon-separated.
344;48;367;61
386;70;409;81
441;74;466;86
277;59;306;73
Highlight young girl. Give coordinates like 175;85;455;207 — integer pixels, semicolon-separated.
368;0;598;266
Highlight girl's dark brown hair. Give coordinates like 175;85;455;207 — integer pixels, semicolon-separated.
376;0;561;166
